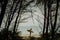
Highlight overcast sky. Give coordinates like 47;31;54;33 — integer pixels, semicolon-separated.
17;6;44;36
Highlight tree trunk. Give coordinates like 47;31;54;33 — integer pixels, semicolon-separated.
0;0;8;27
42;0;47;40
51;0;59;40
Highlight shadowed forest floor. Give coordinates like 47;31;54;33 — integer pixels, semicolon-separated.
0;30;60;40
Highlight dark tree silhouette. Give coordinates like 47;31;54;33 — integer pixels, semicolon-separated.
42;0;47;40
51;0;59;40
6;0;20;40
0;0;8;27
12;0;23;40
